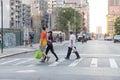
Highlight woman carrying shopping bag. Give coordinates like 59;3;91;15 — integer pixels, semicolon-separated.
39;27;50;62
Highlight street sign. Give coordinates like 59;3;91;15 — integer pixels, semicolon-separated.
48;4;52;8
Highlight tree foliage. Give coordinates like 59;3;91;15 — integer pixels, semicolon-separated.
114;17;120;35
56;7;81;33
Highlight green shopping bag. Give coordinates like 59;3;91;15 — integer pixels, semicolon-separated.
34;50;43;59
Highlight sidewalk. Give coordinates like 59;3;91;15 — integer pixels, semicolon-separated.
0;41;68;58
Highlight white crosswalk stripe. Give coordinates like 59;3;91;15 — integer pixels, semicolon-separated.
90;58;98;68
13;58;35;65
109;58;118;68
0;59;6;62
0;58;119;69
0;59;20;65
68;58;83;67
27;64;35;67
48;58;65;67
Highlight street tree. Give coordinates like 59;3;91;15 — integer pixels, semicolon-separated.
56;7;81;33
114;16;120;35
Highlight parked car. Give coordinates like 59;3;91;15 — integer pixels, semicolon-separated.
105;36;112;41
114;35;120;43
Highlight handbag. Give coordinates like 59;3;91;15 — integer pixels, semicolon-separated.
34;50;43;59
47;40;52;45
72;47;77;53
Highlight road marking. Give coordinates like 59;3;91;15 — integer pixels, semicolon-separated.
27;64;35;67
90;58;98;68
109;58;118;68
16;70;36;73
55;54;120;57
0;59;6;62
48;58;65;67
13;58;35;65
68;58;83;67
0;59;20;65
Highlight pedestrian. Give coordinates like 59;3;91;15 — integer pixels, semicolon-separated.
65;31;80;59
29;33;34;47
56;34;59;42
82;35;85;43
40;27;50;62
43;31;59;62
24;33;29;46
59;33;62;43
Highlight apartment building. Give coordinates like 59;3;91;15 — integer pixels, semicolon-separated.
21;4;31;29
0;0;21;28
10;0;22;29
31;0;41;30
106;0;120;36
0;0;31;30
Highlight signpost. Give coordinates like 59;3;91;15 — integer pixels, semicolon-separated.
47;0;57;31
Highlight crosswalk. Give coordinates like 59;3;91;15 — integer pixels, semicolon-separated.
0;58;120;68
90;58;98;68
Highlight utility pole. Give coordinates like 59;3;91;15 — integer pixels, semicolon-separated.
1;0;3;53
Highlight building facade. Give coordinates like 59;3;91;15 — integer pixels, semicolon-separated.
0;0;31;30
106;0;120;36
46;0;89;32
21;4;31;34
31;0;40;31
47;0;57;30
10;0;22;29
31;0;48;31
39;0;48;28
0;0;22;28
108;0;120;6
96;26;103;39
64;0;89;32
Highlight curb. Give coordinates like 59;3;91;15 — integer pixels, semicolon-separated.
0;50;36;59
0;41;68;59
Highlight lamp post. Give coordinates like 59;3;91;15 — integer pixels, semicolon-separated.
1;0;3;53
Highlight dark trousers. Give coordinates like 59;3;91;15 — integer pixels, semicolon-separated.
44;44;58;60
66;47;80;59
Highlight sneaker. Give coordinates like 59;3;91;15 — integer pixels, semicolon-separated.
56;58;59;61
65;57;69;60
40;60;45;63
76;57;80;59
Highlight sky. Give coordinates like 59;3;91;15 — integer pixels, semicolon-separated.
88;0;108;34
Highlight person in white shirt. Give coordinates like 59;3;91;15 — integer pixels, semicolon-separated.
65;31;80;59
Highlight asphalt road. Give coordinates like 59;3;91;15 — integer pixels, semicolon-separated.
0;40;120;80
